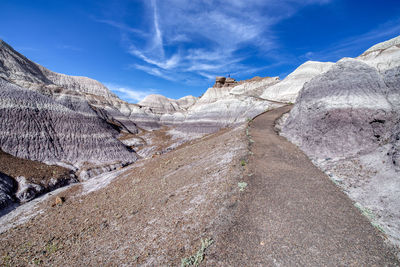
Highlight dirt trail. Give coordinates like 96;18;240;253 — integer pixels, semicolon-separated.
1;106;399;266
208;105;399;266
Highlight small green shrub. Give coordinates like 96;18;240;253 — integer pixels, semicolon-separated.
238;182;248;191
45;241;59;255
1;254;11;267
31;257;42;265
240;159;246;166
354;203;374;219
354;203;385;233
181;238;214;267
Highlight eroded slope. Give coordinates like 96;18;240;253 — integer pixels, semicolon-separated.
281;36;400;253
0;125;248;266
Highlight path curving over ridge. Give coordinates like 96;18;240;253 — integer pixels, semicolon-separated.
209;105;399;266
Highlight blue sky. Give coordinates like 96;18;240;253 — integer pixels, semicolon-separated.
1;0;400;103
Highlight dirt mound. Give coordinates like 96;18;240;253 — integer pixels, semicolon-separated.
0;149;75;211
0;150;73;188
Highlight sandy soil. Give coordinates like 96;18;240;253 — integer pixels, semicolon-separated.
0;125;248;266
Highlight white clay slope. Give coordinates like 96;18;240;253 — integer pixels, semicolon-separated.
260;61;334;103
127;77;285;133
358;35;400;72
169;77;283;133
138;94;197;114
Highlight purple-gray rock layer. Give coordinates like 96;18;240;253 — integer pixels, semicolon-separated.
0;78;137;168
282;59;399;163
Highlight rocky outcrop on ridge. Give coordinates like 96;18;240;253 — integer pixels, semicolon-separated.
260;61;334;103
213;76;237;88
281;35;400;250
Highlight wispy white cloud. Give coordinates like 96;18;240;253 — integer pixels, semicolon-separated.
129;46;180;70
93;18;147;37
132;64;176;81
167;34;190;44
105;83;157;103
98;0;333;81
149;0;164;57
197;72;216;80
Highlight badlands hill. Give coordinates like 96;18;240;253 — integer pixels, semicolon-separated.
0;38;333;210
0;36;399;265
282;35;400;249
0;40;139;169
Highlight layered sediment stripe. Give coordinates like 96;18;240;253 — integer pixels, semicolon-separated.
0;79;137;167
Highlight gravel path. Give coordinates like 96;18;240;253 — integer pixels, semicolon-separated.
209;105;399;266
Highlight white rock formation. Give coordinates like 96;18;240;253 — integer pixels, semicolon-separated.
358;35;400;72
281;35;400;251
176;95;198;109
138;94;197;114
182;93;277;133
124;76;284;133
179;77;283;132
15;176;44;203
197;86;231;103
38;68;116;98
230;77;280;97
260;61;334;103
